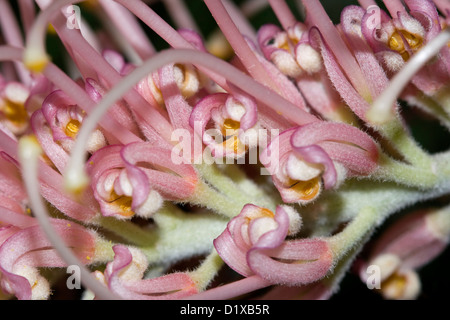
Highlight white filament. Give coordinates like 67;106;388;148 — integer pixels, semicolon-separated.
18;136;121;300
367;28;450;124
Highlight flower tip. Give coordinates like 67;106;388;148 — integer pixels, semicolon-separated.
366;103;395;125
23;48;50;73
18;135;43;162
64;167;90;195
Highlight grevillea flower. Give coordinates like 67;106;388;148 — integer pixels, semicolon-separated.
260;122;379;204
0;0;449;301
0;219;98;300
189;85;260;159
358;208;450;299
213;204;333;286
0;79;30;135
87;142;197;219
96;245;197;300
360;1;450;96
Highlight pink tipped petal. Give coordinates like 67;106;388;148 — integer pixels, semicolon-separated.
251;206;290;249
257;24;284;60
31;110;69;173
0;203;36;229
247;239;333;286
121;142;198;199
189;93;228;136
105;245;197;299
369;210;448;270
292;145;337;189
213;227;253;277
103;50;126;74
291;121;379;176
178;29;208;52
0;220;96;300
309;27;371;120
227;84;258;131
341;6;391;98
159;64;194;131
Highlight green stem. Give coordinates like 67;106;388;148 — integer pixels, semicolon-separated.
189;250;224;291
379;120;432;169
328;207;379;260
373;152;437;188
94;216;158;247
188;179;248;218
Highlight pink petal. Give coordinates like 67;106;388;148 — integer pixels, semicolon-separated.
213;227;253;277
106;245;197;299
247;239;333;286
0;220;95;299
291;121;379;176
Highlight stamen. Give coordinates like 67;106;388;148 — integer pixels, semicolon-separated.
2;99;29;126
367;28;450;124
23;0;81;72
222;118;241;135
18;135;120;300
64;119;81;138
289;177;321;202
388;30;423;61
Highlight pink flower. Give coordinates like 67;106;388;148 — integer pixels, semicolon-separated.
214;204;332;286
358;208;450;299
98;244;197;300
0;219;98;300
260;121;379;203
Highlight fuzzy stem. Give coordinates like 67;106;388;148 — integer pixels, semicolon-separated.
373;153;436;188
189;180;247;218
367;28;450;124
93;216;158;247
189;250;224;291
328;207;379;260
378;121;433;169
18;135;120;300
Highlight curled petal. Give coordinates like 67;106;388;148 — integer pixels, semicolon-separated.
121;142;198;200
247;238;333;286
290;121;379;176
104;245;197;300
214;204;319;287
0;220;96;300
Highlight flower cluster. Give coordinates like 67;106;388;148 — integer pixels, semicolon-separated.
0;0;449;300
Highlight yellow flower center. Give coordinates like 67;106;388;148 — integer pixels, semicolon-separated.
380;271;408;299
64;119;81;138
221;118;240;136
288;177;321;201
388;30;423;61
2;100;28;126
109;191;134;218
